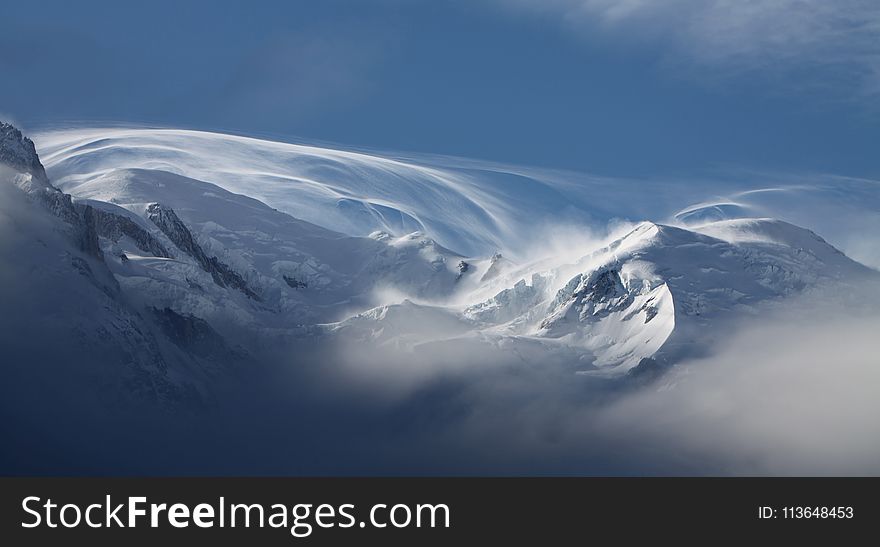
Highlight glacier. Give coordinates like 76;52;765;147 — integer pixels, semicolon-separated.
19;125;877;375
2;122;879;474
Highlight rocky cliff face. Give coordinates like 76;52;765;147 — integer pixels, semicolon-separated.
0;122;48;184
150;307;242;364
146;202;260;300
91;206;172;258
1;121;103;259
0;124;210;411
544;268;635;326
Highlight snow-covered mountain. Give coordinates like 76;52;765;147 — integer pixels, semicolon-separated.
34;127;880;269
2;123;877;401
330;217;873;376
0;123;238;409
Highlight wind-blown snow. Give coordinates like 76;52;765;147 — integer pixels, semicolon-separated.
4;123;880;474
34;127;880;268
20;125;877;377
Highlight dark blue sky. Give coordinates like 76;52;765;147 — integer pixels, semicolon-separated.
3;0;879;177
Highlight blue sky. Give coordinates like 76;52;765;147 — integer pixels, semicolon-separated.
3;0;880;177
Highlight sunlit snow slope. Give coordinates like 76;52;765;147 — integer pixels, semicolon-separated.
35;127;880;267
16;125;879;377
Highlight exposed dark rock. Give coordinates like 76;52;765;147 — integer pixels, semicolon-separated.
146;202;260;300
78;204;104;260
91;207;171;258
626;356;668;384
150;307;233;361
576;268;626;303
541;268;636;330
1;121;103;259
456;260;471;281
0;121;48;184
283;275;308;289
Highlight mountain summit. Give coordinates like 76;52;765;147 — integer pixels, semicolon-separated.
1;124;876;397
0;121;48;184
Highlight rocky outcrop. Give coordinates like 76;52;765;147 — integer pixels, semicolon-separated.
541;268;634;329
1;121;103;259
146;203;260;300
574;269;631;315
150;307;236;362
480;252;509;282
283;275;308;289
91;207;172;258
0;122;48;184
77;204;104;260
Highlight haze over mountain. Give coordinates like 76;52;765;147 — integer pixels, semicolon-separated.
2;122;878;474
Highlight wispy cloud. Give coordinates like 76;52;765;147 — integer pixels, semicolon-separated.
496;0;880;100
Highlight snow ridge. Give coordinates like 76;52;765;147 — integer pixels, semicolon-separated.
1;123;876;388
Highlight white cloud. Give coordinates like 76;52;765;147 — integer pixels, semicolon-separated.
593;290;880;475
288;276;880;474
496;0;880;99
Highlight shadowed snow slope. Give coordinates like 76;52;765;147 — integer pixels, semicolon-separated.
4;123;880;474
12;126;874;377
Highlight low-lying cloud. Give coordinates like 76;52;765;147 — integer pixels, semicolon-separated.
268;278;880;475
594;291;880;475
3;164;878;475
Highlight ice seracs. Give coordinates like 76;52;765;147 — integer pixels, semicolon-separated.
355;218;874;375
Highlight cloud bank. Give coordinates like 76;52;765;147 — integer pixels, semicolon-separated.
3;171;878;475
269;279;880;475
593;288;880;475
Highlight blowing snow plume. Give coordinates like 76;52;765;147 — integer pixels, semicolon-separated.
0;123;878;475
